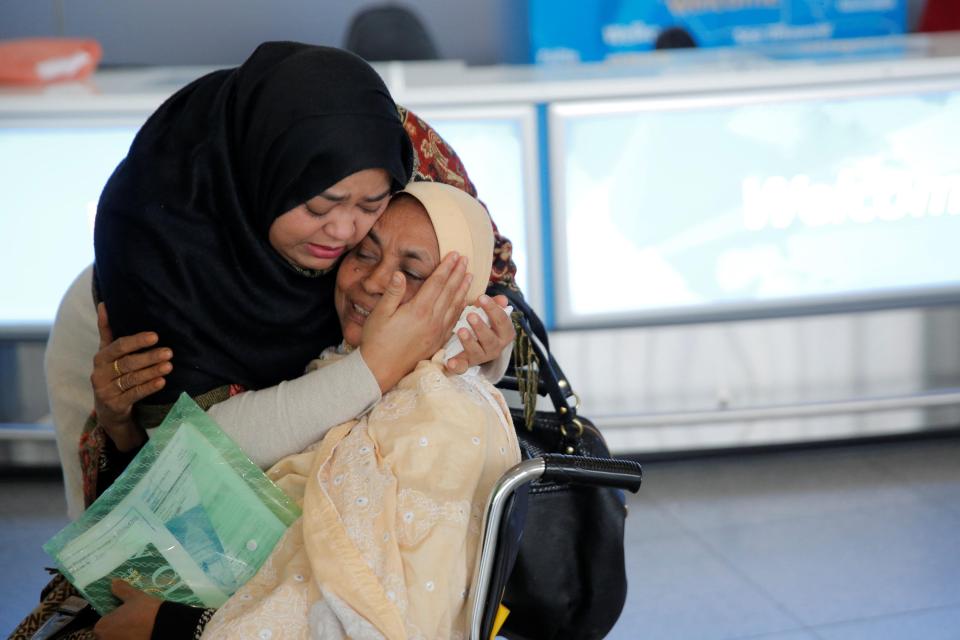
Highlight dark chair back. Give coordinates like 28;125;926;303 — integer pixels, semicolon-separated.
344;4;439;62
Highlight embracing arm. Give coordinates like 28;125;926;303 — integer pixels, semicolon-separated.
90;314;380;471
92;258;512;470
210;300;513;469
207;348;380;468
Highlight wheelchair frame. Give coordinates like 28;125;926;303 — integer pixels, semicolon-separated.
467;453;643;640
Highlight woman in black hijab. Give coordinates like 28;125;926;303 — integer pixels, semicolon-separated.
95;41;415;401
85;41;516;492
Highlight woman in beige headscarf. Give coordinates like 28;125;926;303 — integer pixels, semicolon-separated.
201;182;520;640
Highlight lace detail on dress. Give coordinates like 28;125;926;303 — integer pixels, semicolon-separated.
445;373;491;409
396;488;470;548
317;425;392;577
369;388;417;423
202;525;313;639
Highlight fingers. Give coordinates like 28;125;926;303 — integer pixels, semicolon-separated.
443;272;472;329
444;354;469;375
373;271;406;318
479;294;515;342
96;372;167;411
401;252;469;330
453;294;517;369
115;361;172;396
413;252;461;308
111;579;137;600
463;314;496;355
97;303;113;349
93;331;160;367
92;346;171;392
455;325;488;364
96;580;162;640
430;254;469;317
115;347;173;378
456;309;502;363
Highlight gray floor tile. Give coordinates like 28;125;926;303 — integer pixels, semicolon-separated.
642;451;925;532
623;490;688;543
0;477;68;516
699;501;960;627
729;630;821;640
858;440;960;517
607;530;803;640
814;604;960;640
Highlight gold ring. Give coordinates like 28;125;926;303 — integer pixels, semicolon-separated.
116;377;125;393
113;359;122;377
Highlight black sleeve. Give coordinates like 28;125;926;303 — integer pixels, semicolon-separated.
94;429;144;498
151;601;215;640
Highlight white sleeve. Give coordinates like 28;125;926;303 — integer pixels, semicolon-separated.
45;264;99;520
207;348;381;468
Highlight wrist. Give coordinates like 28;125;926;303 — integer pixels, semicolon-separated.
99;418;147;452
359;344;405;393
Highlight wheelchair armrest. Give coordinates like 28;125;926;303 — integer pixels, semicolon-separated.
540;453;643;493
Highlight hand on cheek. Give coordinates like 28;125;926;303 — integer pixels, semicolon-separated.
360;253;470;391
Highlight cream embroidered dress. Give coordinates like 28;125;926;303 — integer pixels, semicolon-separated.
201;347;519;640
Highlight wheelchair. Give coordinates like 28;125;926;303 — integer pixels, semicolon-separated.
466;286;644;640
466;453;643;639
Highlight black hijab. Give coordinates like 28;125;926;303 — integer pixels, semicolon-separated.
94;42;414;402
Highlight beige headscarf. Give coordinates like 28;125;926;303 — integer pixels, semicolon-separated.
399;181;495;304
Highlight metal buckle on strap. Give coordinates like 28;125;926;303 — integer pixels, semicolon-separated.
559;417;585;439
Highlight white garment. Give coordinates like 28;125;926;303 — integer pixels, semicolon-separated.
45;265;99;520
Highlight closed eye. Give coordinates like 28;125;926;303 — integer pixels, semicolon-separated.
404;270;425;281
360;200;389;215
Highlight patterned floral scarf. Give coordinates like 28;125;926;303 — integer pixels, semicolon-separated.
399;106;518;291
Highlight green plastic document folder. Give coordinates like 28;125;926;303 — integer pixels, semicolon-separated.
44;394;301;615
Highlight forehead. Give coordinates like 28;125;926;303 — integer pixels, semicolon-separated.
372;195;437;249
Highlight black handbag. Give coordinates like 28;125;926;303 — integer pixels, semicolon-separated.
490;285;636;640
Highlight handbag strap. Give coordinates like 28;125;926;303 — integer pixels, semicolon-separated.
488;285;585;449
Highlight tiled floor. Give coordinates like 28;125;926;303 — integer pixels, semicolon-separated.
607;436;960;640
2;436;959;639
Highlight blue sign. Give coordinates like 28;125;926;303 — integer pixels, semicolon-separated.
530;0;907;63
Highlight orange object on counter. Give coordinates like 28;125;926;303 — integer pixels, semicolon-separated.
0;38;102;85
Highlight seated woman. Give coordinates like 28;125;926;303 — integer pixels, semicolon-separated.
198;181;520;639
